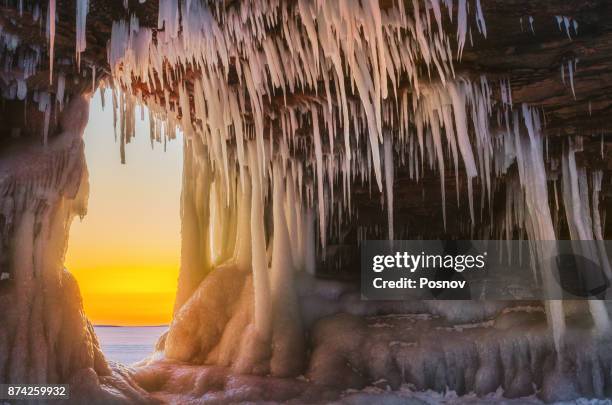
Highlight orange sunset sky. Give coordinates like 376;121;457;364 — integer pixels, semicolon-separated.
65;91;183;326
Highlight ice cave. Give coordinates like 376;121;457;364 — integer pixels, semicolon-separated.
1;0;612;403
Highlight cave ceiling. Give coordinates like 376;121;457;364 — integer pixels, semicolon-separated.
1;0;612;246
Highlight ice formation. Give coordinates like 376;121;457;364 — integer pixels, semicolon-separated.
94;0;612;362
108;0;495;244
47;0;55;82
556;16;578;39
561;58;578;98
2;0;612;401
561;142;611;333
0;94;109;387
0;93;162;401
75;0;88;70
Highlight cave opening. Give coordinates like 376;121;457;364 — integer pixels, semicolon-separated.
64;90;183;363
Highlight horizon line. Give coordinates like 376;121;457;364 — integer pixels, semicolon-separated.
94;324;170;327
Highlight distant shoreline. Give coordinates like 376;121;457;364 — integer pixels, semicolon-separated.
94;324;169;328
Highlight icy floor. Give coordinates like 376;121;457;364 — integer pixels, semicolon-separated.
337;388;612;405
130;360;611;404
125;309;612;404
336;386;541;404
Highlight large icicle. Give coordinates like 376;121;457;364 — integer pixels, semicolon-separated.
515;104;565;348
248;142;272;341
47;0;56;83
561;144;611;333
76;0;89;70
312;107;327;254
269;161;304;376
384;134;394;239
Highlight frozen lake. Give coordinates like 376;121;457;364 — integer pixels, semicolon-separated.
94;326;168;365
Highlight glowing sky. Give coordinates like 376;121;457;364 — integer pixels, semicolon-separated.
65;91;183;326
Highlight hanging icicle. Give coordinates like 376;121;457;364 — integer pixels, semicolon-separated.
47;0;56;83
76;0;89;70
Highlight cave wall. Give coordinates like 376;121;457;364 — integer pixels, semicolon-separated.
0;94;110;384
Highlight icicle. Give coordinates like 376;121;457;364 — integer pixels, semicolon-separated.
516;104;566;348
573;20;579;35
475;0;487;38
248;142;271;340
562;146;611;333
563;16;572;39
76;0;89;70
383;134;394;239
42;94;51;145
158;0;180;40
556;16;576;39
311;107;327;254
568;60;576;98
56;73;65;109
304;208;316;275
16;80;27;101
233;171;251;270
448;82;478;178
456;0;468;59
561;63;565;84
47;0;56;83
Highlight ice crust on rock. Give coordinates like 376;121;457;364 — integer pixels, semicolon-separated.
0;94;161;403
